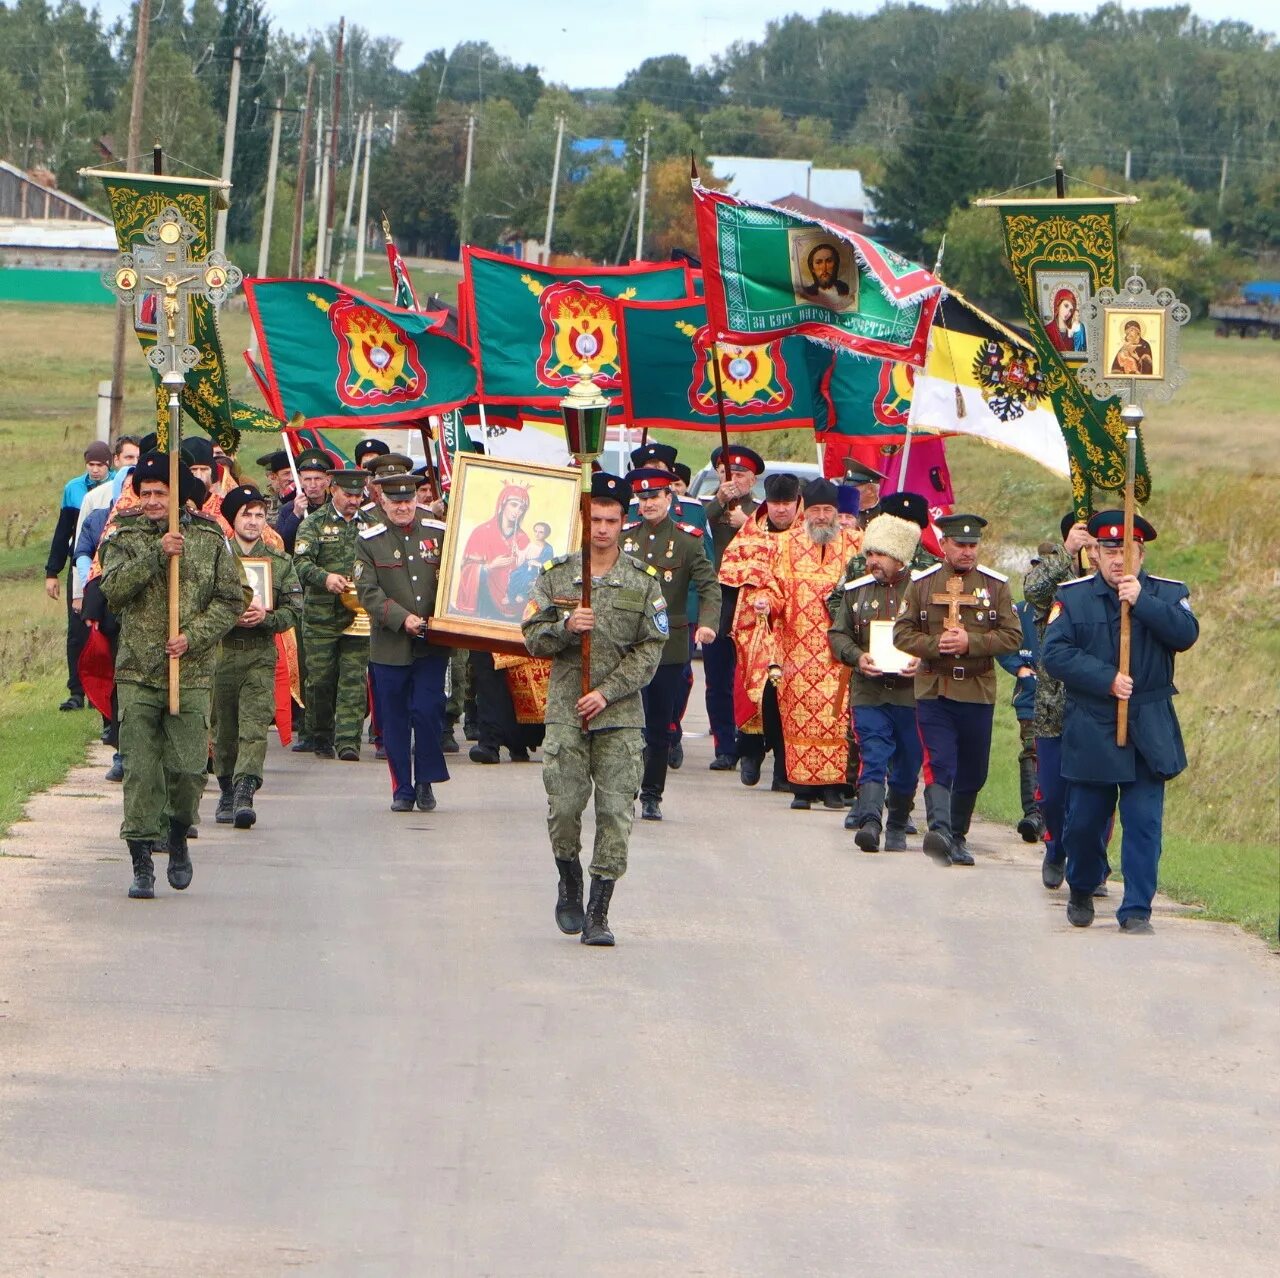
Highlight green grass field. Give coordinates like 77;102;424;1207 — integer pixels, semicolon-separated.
1;272;1276;938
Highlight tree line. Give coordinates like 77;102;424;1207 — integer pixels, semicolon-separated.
1;1;1275;315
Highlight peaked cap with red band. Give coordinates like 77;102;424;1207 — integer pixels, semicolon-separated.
1087;510;1157;545
710;444;764;475
627;467;675;494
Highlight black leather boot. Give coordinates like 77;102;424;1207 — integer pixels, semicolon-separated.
1016;756;1045;843
232;775;259;829
1067;888;1095;927
849;781;886;851
948;790;977;866
883;787;915;852
639;746;667;821
165;819;192;890
555;855;585;935
581;876;616;946
215;776;234;824
921;783;954;865
126;839;155;899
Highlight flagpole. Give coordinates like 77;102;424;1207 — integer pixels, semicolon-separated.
1116;398;1141;747
708;342;734;504
281;424;302;496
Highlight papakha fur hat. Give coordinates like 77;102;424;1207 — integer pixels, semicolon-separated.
861;513;921;566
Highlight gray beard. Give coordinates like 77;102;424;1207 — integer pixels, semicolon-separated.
807;522;838;545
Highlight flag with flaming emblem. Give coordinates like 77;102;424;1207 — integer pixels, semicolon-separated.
244;279;476;428
463;247;692;406
618;299;827;433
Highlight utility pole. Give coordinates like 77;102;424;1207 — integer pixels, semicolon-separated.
1218;153;1229;213
108;0;151;437
459;112;476;255
635;123;651;262
1124;148;1132;181
325;18;344;276
334;108;365;283
214;43;242;255
316;143;330;278
354;108;373;279
288;64;314;276
391;107;398;146
257;97;283;277
543;113;565;265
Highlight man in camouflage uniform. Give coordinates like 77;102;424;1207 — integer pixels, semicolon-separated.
293;466;378;760
522;472;667;947
355;472;450;812
621;467;721;821
99;451;246;899
212;484;303;831
1024;513;1100;890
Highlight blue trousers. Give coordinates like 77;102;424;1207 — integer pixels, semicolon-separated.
701;629;738;757
1063;753;1164;922
1036;735;1067;865
852;703;923;792
642;662;686;751
371;652;449;802
670;631;695;745
916;698;993;793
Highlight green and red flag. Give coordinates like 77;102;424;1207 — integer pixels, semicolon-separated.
463;247;692;406
691;181;943;365
382;213;421;311
986;198;1150;514
244;278;477;429
617;298;826;433
84;167;279;450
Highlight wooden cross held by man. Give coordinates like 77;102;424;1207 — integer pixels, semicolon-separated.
932;575;980;630
104;202;242;713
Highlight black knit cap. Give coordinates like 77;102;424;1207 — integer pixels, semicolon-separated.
222;484;267;527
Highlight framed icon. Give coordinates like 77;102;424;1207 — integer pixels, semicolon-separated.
239;557;274;611
787;229;859;314
426;453;582;654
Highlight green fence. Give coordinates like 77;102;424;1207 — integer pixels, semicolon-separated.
0;267;113;305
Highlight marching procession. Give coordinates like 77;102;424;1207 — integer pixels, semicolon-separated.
45;428;1197;944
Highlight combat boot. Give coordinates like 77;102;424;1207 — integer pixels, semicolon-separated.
581;876;616;946
555;855;585;935
165;819;193;890
639;746;667;821
948;790;977;866
215;775;234;824
1016;756;1045;843
232;775;259;829
1066;889;1095;928
883;787;915;852
104;753;124;783
126;839;155;899
848;781;886;852
921;783;954;865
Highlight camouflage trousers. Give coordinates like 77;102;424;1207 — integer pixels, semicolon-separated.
542;722;643;880
212;635;277;780
303;625;369;751
446;646;471;722
117;682;209;842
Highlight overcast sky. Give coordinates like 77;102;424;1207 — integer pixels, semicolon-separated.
98;1;1276;87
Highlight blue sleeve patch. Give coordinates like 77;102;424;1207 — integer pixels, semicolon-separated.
653;607;670;636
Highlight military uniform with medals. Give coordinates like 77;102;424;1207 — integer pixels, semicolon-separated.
622;468;721;818
355;472;449;811
293;469;379;758
893;513;1022;865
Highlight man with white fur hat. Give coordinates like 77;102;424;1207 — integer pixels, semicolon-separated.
828;510;924;851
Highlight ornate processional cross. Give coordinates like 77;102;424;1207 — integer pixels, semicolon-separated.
931;575;980;629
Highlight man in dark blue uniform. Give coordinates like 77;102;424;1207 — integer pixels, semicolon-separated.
1041;511;1199;933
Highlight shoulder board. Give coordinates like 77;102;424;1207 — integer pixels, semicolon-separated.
977;564;1008;583
418;518;447;531
542;554;571;572
911;564;943;581
1146;574;1187;587
358;523;387;539
359;501;376;511
675;521;703;538
843;573;876;591
188;513;222;531
643;562;658;576
1059;574;1095;587
622;519;641;531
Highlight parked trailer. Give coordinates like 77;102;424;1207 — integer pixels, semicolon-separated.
1209;301;1280;339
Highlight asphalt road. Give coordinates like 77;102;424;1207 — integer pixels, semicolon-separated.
1;696;1277;1277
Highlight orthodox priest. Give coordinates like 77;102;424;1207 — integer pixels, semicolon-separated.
747;478;862;810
